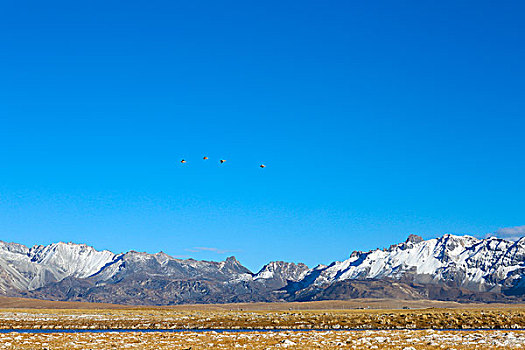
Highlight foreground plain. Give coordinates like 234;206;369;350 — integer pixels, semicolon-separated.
0;330;524;349
1;298;525;348
2;305;525;330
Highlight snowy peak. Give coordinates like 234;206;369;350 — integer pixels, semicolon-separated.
0;241;117;291
219;256;251;274
406;234;423;244
28;242;117;279
109;251;252;282
294;234;525;293
0;241;264;294
255;261;309;282
0;241;30;255
3;234;525;305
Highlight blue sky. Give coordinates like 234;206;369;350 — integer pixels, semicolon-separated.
1;0;524;271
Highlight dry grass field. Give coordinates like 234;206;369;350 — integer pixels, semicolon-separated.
1;306;525;330
0;330;524;349
0;297;466;310
1;297;525;348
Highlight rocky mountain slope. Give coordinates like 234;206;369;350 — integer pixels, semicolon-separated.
0;241;309;304
0;241;116;293
287;234;525;298
1;234;525;304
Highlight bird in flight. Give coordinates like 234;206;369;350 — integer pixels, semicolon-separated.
180;157;265;168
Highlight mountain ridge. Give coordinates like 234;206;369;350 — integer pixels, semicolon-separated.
2;234;525;305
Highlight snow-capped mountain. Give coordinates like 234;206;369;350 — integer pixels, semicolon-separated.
0;240;308;304
2;234;525;305
252;261;309;291
255;261;309;282
0;241;117;293
291;234;525;294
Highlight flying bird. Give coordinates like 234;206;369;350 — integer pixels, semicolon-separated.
181;157;265;168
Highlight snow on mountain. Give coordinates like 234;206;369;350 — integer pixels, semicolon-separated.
254;261;309;282
29;242;117;279
0;241;117;292
3;234;525;305
0;241;257;295
97;251;254;283
295;234;525;292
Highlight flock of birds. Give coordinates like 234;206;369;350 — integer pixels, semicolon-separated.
181;157;266;168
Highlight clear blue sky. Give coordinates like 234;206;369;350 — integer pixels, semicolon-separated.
1;0;524;271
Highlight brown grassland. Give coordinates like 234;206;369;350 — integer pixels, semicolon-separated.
0;330;524;349
0;297;524;348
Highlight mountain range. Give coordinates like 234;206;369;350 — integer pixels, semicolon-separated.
1;234;525;305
